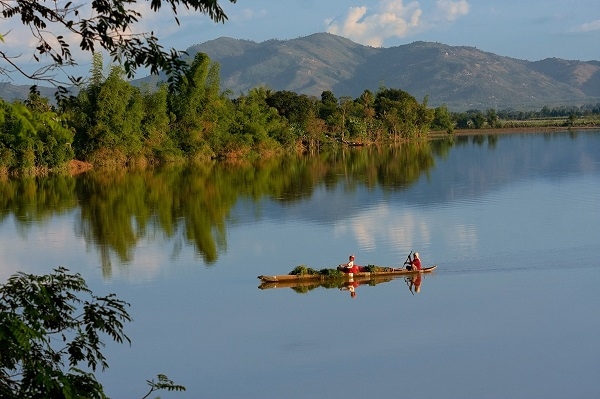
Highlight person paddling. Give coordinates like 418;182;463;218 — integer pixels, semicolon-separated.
406;252;422;271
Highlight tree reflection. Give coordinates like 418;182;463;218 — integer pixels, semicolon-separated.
0;175;77;233
1;144;441;275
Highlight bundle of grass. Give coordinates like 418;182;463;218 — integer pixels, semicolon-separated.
288;265;344;278
363;265;396;272
318;268;344;277
288;265;320;275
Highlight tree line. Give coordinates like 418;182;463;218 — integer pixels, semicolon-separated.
2;52;599;173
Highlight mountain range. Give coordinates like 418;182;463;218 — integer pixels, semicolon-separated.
183;33;600;111
2;33;599;111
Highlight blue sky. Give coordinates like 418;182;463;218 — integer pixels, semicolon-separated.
167;0;599;61
1;0;599;83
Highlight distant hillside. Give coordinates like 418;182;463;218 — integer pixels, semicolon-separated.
185;33;600;110
0;82;58;103
3;33;599;111
188;34;377;98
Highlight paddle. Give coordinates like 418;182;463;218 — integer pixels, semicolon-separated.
404;276;415;295
403;251;412;267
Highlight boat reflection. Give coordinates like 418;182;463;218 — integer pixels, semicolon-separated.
340;278;361;298
405;273;423;294
258;272;434;298
258;274;395;294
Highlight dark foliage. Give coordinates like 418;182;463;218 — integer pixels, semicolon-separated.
0;267;131;398
1;0;236;91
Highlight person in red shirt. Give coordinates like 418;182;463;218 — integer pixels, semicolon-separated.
406;252;422;271
340;254;359;274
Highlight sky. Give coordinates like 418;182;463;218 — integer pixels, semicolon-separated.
153;0;599;60
1;0;599;84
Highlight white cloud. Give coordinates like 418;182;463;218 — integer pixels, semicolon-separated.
325;0;423;47
436;0;470;22
578;19;600;32
231;8;268;22
325;0;471;47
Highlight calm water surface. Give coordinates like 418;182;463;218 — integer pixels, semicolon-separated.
1;130;599;399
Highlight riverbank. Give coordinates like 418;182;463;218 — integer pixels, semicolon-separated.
68;160;94;175
429;125;600;139
3;126;598;178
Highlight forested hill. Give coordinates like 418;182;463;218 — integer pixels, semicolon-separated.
183;33;600;111
0;82;57;103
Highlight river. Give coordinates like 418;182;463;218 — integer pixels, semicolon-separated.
1;130;599;399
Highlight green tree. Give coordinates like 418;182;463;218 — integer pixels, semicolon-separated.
431;104;454;134
0;99;74;170
1;0;236;89
95;67;145;153
318;90;338;122
454;109;486;129
0;267;130;398
318;90;347;140
470;110;486;129
266;90;314;131
305;109;327;151
337;96;356;142
356;89;375;119
374;87;423;140
454;112;471;129
416;95;435;135
24;86;54;114
65;54;176;164
140;84;177;161
169;53;230;157
486;108;500;128
0;267;185;398
352;89;382;141
69;63;146;165
220;87;288;155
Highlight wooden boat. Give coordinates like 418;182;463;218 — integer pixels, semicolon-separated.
258;265;436;284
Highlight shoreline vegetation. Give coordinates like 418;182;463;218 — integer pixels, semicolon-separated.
2;124;596;179
1;53;599;178
432;124;600;138
5;121;600;178
3;121;599;179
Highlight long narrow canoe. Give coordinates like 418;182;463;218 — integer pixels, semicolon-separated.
258;265;437;283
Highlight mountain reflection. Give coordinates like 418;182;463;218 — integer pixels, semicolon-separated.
1;131;595;275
